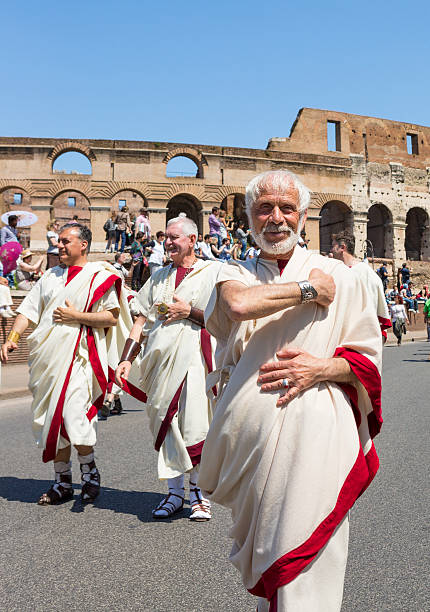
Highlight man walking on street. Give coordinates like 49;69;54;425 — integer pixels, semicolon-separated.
115;214;220;521
331;229;391;341
199;170;383;611
1;223;135;505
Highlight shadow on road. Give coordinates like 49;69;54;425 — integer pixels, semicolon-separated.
0;477;188;523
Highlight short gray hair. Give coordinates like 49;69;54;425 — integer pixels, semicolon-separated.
245;170;311;217
166;213;198;237
60;222;92;253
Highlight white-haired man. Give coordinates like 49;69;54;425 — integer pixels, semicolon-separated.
0;223;135;505
115;214;220;521
198;170;383;611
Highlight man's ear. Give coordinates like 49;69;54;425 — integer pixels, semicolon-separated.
81;240;88;254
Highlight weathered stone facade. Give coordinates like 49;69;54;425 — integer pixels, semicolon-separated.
1;108;429;265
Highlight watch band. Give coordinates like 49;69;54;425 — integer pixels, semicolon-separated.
298;280;318;303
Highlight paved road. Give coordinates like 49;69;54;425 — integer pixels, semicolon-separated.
0;342;428;612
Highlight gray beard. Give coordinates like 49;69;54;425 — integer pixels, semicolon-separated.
250;219;301;256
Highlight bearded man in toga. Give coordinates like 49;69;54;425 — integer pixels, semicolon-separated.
198;170;383;611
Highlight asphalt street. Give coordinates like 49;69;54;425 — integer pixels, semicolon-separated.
0;341;428;612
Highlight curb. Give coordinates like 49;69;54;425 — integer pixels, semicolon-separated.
0;387;31;401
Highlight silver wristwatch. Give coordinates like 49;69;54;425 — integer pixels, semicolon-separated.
298;280;318;303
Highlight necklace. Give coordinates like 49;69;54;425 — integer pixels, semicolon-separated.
157;258;197;316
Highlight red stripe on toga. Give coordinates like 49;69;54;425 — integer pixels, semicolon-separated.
249;442;377;600
334;347;382;438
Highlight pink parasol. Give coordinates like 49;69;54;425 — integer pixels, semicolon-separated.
0;241;23;275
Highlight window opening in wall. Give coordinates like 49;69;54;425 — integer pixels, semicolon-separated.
68;197;76;207
118;199;126;210
53;151;92;174
13;193;22;204
406;133;418;155
166;156;199;177
327;121;341;152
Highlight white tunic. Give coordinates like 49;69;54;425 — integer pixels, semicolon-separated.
199;246;383;609
135;259;221;479
17;262;132;460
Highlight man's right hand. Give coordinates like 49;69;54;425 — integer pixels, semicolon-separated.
0;340;17;363
115;361;132;388
308;268;336;307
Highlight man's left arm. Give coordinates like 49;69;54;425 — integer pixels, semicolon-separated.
258;347;355;407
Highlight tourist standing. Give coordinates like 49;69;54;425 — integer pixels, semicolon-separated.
104;212;116;253
135;208;151;240
147;230;166;275
235;221;249;259
46;220;60;269
208;206;221;246
114;206;131;252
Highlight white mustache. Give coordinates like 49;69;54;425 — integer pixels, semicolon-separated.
263;224;291;233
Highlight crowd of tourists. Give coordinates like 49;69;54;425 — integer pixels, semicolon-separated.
0;169;428;612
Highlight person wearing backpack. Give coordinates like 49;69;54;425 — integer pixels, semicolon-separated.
104;212;116;253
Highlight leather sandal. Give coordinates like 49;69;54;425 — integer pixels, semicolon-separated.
37;474;73;505
110;398;123;415
152;491;185;519
80;461;101;503
189;484;211;522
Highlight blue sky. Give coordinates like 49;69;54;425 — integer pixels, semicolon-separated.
1;0;429;155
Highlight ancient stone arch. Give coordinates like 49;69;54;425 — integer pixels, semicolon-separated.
319;200;354;254
51;189;91;225
47;141;97;163
312;192;352;210
166;183;206;202
166;193;202;232
163;147;207;178
367;203;394;258
110;189;148;217
0;182;34;216
405;206;430;261
221;192;247;226
47;179;93;199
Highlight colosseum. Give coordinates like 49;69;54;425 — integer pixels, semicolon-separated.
1;107;429;266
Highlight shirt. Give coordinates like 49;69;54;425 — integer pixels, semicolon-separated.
400;267;410;283
148;241;165;265
390;304;407;322
135;215;151;238
200;241;216;260
424;298;430;317
236;228;247;241
208;214;221;235
0;225;18;246
46;230;59;254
